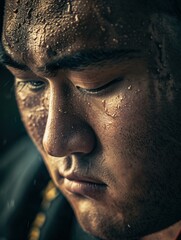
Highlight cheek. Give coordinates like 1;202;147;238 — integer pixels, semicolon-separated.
94;81;181;196
91;84;151;159
16;91;49;148
88;84;158;189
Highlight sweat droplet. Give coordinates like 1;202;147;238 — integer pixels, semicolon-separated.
128;85;132;90
28;113;33;119
75;14;79;22
102;99;106;108
35;107;45;112
67;2;72;13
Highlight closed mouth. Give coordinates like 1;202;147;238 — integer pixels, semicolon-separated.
57;171;107;199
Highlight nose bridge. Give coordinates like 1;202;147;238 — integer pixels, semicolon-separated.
42;84;96;157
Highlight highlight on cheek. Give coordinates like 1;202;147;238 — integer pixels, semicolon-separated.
15;86;49;147
15;78;49;110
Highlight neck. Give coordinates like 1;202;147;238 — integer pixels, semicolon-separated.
141;221;181;240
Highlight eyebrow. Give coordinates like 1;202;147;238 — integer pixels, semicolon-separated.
0;42;29;70
0;41;141;73
41;48;141;73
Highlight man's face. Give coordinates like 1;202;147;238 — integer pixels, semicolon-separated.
2;0;181;239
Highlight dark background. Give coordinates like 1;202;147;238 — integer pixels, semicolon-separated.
0;1;25;155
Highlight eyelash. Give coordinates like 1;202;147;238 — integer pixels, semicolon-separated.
16;80;46;92
77;77;123;94
16;77;123;94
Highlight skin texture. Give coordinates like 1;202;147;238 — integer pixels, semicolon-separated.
2;0;181;239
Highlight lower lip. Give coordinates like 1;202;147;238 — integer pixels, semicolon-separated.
63;178;107;200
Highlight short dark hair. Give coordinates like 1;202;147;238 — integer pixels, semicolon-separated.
0;1;5;36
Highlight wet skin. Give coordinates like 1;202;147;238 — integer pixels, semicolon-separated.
1;0;181;239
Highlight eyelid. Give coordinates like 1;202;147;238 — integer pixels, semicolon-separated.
15;78;47;91
15;77;47;85
77;77;123;94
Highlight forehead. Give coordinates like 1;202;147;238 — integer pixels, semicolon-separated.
2;0;171;69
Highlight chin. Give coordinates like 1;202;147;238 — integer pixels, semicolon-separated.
79;220;136;240
71;198;181;240
73;207;138;240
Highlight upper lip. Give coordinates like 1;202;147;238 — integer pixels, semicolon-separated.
58;170;106;185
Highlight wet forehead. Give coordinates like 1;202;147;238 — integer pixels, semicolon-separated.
3;0;157;68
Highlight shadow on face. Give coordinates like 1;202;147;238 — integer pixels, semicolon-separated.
1;1;181;240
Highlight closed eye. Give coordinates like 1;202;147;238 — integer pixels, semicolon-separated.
76;77;123;94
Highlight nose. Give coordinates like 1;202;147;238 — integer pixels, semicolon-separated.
42;84;96;157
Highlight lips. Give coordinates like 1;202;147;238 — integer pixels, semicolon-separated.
57;171;107;200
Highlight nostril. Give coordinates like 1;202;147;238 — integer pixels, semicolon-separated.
43;140;64;157
68;127;96;154
42;132;67;157
42;124;96;158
